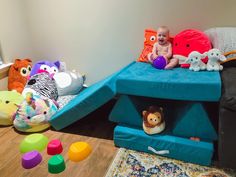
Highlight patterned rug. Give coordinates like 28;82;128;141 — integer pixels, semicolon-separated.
105;148;235;177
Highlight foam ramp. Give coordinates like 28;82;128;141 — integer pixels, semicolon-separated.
50;62;134;130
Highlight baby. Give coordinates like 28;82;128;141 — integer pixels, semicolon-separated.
148;26;178;69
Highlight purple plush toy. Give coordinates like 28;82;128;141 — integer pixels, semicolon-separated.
30;60;60;77
152;56;167;69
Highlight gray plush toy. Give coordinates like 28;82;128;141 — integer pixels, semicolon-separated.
53;70;85;96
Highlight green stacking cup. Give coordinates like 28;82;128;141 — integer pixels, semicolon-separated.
48;155;66;174
20;133;48;153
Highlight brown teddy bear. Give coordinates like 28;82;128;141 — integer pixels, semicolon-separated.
142;106;165;135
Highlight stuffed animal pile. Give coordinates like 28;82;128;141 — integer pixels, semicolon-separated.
0;59;85;132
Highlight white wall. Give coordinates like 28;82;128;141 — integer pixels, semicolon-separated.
0;0;33;63
2;0;236;84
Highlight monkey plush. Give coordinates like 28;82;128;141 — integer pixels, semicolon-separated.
142;106;165;135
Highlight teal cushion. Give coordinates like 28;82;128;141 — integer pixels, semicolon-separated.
114;125;214;166
50;62;134;130
50;75;116;130
116;62;221;101
110;95;217;141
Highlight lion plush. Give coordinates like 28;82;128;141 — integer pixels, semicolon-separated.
142;106;165;135
8;59;32;93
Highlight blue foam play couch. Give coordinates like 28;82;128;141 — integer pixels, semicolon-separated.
50;61;221;166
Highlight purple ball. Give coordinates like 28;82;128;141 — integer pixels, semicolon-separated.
152;56;167;69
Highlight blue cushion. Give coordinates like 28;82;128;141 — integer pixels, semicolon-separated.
110;95;218;141
50;62;135;130
116;62;221;101
50;75;115;130
172;102;218;141
114;125;214;166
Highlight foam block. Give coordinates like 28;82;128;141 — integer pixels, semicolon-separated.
50;62;134;130
116;62;221;101
114;125;213;166
172;103;218;141
110;95;217;141
109;95;143;127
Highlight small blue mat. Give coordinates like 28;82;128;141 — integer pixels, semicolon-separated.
114;125;213;166
116;62;221;101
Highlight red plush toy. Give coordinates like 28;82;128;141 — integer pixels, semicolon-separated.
172;29;212;68
137;29;157;63
8;59;32;93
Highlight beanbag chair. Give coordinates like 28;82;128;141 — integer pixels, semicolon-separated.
13;92;58;132
23;72;58;101
54;70;85;96
173;29;212;68
0;91;24;125
8;59;32;93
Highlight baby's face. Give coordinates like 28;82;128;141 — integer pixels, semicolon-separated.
157;28;169;45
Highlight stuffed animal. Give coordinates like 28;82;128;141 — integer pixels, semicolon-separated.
22;72;58;101
8;59;32;93
30;60;60;77
13;92;58;132
142;106;165;135
53;70;85;96
0;91;24;125
205;48;227;71
172;29;212;68
137;29;157;63
186;51;206;71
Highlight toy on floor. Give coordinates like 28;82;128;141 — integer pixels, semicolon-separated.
54;70;85;96
137;29;157;63
23;72;58;101
172;29;212;68
68;142;92;162
186;51;206;71
22;150;42;169
47;139;63;155
14;92;58;132
8;58;32;93
20;133;48;153
0;91;24;125
205;48;226;71
48;154;66;174
142;106;165;135
30;60;60;77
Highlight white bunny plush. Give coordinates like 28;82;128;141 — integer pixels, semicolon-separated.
205;48;226;71
186;51;206;71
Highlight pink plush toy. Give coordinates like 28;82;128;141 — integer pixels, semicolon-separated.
172;29;212;68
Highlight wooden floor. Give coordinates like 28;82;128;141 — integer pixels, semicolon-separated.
0;100;118;177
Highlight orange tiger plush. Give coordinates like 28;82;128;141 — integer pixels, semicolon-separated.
8;59;32;93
